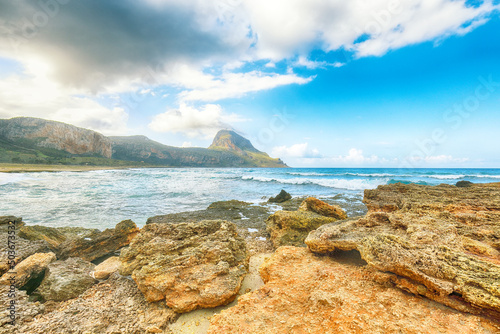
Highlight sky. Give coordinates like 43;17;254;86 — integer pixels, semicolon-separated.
0;0;499;168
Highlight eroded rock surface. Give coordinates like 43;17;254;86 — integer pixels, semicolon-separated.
17;273;177;334
306;182;500;319
0;285;44;334
208;247;499;334
299;197;348;220
120;220;247;313
92;256;121;280
56;219;139;262
0;252;56;290
35;257;97;301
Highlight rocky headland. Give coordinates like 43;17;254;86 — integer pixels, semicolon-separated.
1;184;500;333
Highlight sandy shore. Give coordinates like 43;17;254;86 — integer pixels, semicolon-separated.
0;164;139;173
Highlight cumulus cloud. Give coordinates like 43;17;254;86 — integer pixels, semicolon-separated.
329;148;382;165
149;104;247;138
272;143;322;158
407;154;470;165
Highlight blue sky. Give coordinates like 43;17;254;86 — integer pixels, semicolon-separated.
0;0;499;167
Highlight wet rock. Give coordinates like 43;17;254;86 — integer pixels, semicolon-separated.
17;273;177;334
298;197;348;220
0;252;56;292
266;210;339;247
92;256;121;280
19;226;67;250
456;180;474;187
306;182;500;319
208;247;499;334
0;285;44;334
56;220;139;262
35;257;97;301
268;189;292;203
120;220;247;313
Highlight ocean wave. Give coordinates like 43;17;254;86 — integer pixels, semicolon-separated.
0;173;33;185
469;175;500;179
423;174;465;180
241;176;385;190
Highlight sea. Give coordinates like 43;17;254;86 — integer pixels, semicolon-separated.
1;168;499;230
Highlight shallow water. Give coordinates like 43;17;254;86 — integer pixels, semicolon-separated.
1;167;499;229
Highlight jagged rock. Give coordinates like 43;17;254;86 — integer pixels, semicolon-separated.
0;216;23;226
19;225;67;249
0;235;50;276
92;256;121;280
456;180;474;187
18;273;177;334
208;247;499;334
298;197;348;219
306;182;500;319
35;257;97;301
0;252;56;291
120;221;247;313
0;285;44;334
266;210;339;247
268;189;292;203
56;220;139;262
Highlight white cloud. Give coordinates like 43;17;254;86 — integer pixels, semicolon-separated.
181;141;193;148
272;143;322;158
0;68;129;136
149;104;247;138
408;155;469;165
329;148;382;165
295;56;344;69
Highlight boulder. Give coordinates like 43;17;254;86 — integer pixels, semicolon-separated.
306;183;500;319
266;210;339;247
18;273;177;334
0;216;24;233
120;220;247;313
35;257;97;301
19;225;67;249
0;236;50;276
268;189;292;203
56;220;139;262
0;252;56;292
208;247;499;334
92;256;121;280
456;180;474;188
298;197;348;219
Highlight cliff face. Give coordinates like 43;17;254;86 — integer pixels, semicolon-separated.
0;117;112;158
209;130;287;168
0;117;287;167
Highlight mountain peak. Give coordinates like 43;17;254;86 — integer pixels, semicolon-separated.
209;130;261;154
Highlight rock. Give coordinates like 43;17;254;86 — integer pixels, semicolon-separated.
268;189;292;203
18;273;177;334
19;225;67;249
456;180;474;187
306;182;500;319
266;210;339;247
120;220;247;313
56;219;139;262
207;200;250;210
0;216;23;226
35;257;97;301
0;235;50;276
92;256;121;280
298;197;348;220
0;252;56;292
0;285;44;334
208;247;499;334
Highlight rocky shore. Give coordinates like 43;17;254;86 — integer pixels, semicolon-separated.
1;184;500;333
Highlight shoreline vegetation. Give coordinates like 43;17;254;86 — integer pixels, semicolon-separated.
1;184;500;333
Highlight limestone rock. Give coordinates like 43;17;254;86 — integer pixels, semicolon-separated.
92;256;121;280
0;216;23;226
208;247;499;334
57;219;139;262
0;285;44;334
268;189;292;203
456;180;474;187
18;273;177;334
298;197;348;220
35;257;97;301
266;210;338;247
19;225;67;249
306;182;500;319
0;235;50;276
0;252;56;291
120;220;247;313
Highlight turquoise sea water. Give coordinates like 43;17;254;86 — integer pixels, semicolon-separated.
1;168;499;229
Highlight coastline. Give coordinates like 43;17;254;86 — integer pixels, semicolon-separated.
0;164;139;173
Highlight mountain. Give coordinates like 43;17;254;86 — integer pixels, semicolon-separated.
0;117;287;168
